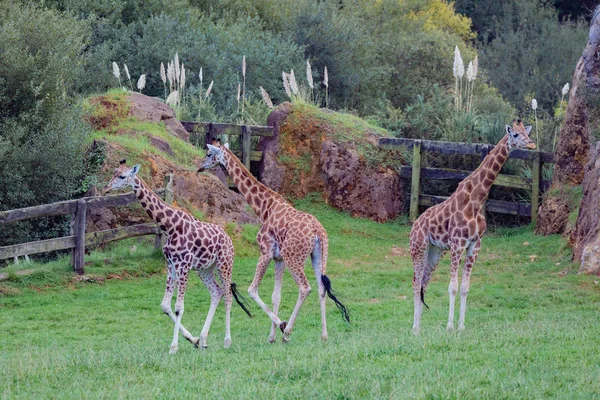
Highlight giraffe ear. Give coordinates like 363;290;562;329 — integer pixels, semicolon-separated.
525;126;533;136
505;125;513;135
207;144;219;152
129;164;141;176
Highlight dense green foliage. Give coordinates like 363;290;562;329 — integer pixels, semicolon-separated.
2;198;599;398
0;3;94;246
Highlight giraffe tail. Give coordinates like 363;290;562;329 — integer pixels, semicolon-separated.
421;287;429;309
231;282;253;318
321;275;350;323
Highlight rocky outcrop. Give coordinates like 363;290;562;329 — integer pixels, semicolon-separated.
172;171;258;225
571;142;600;274
320;141;403;222
259;103;404;222
127;92;190;141
536;10;600;235
85;92;258;231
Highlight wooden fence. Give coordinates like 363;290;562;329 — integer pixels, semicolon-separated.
0;175;174;275
378;137;555;224
181;122;273;170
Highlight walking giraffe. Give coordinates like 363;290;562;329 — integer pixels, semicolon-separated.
198;143;349;343
103;160;252;353
410;120;536;334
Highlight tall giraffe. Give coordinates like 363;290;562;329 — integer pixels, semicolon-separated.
410;120;536;334
198;143;349;343
103;160;252;353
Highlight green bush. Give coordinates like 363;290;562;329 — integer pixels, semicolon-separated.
0;3;93;248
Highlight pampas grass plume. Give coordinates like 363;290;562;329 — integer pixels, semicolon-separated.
289;70;298;95
137;74;146;92
112;62;120;79
205;80;213;98
160;62;166;84
282;71;291;98
166;90;179;106
260;86;274;109
306;60;313;89
562;83;570;96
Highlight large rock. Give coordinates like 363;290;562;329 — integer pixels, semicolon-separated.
571;141;600;274
320;141;403;222
173;171;258;225
259;103;404;222
127;92;190;141
536;10;600;235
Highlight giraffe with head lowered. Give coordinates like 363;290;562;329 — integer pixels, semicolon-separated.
198;143;349;343
410;120;536;334
103;160;252;353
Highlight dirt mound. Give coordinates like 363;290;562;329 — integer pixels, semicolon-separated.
259;103;404;222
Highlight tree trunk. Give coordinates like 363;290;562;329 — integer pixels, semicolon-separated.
536;10;600;235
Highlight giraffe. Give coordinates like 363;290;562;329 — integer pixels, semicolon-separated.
410;119;536;334
103;160;252;353
198;142;349;343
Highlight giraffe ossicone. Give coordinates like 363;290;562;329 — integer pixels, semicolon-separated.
199;143;350;343
103;160;252;353
409;119;536;334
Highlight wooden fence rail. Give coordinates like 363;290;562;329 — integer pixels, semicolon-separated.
181;121;273;170
0;176;173;275
378;137;555;223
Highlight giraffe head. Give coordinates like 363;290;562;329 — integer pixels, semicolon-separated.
102;159;140;194
197;140;227;172
506;119;536;150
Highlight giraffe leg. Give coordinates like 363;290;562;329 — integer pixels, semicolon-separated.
282;257;311;343
248;254;284;327
197;266;224;349
268;260;285;343
447;243;465;332
161;262;197;344
411;240;428;335
311;240;328;342
216;265;233;348
458;238;481;331
170;266;190;354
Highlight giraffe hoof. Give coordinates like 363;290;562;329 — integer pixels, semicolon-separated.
321;334;328;342
268;336;276;343
446;323;455;332
169;345;178;354
282;334;290;343
412;327;420;335
457;324;465;331
279;321;287;333
193;339;200;348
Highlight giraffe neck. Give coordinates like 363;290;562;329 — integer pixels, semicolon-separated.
222;149;285;221
132;176;176;231
463;135;510;204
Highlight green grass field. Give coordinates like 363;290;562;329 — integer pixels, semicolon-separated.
2;196;600;399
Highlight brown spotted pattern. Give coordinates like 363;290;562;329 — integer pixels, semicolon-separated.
202;145;333;343
104;162;237;352
409;120;536;334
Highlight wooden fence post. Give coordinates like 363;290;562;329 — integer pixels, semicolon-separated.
242;125;252;169
205;123;215;147
73;199;87;275
531;152;541;224
159;174;174;248
409;140;422;223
